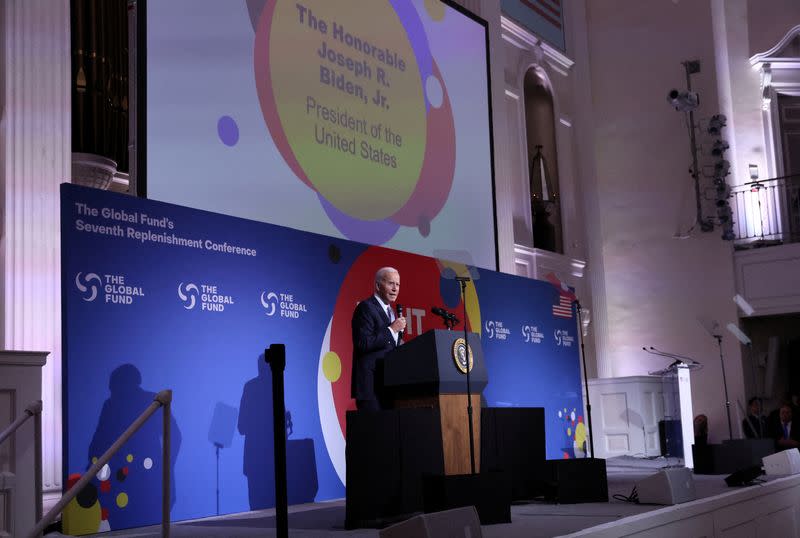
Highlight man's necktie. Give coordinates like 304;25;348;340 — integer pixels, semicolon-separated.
387;305;394;322
785;424;790;439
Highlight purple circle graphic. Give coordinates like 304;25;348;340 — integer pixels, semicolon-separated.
217;116;239;146
389;0;434;112
318;194;400;245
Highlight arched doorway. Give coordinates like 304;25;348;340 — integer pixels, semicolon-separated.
523;68;562;253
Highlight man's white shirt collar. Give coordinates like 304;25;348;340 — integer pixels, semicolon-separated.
374;294;398;342
374;294;391;313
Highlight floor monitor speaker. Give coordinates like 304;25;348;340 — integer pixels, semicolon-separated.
379;506;482;538
763;448;800;476
635;467;696;505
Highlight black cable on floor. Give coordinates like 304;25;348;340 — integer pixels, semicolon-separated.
613;486;639;503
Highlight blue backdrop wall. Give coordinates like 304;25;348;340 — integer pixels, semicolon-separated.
61;184;584;533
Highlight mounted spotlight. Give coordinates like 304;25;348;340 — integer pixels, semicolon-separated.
711;140;729;157
718;201;733;223
714;159;731;177
707;114;727;135
716;201;735;240
667;89;700;112
721;226;736;240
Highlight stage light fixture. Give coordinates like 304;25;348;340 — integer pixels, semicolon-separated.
711;140;729;157
714;159;731;177
717;202;735;240
667;89;700;112
707;114;727;135
733;294;755;316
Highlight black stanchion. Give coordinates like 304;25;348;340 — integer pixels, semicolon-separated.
265;344;288;538
575;301;595;458
455;275;476;475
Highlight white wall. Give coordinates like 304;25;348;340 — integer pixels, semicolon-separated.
578;0;745;443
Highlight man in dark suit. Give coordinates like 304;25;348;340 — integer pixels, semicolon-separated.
351;267;406;411
768;402;800;450
742;397;767;439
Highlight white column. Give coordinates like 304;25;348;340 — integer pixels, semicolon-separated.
0;0;70;506
566;0;613;378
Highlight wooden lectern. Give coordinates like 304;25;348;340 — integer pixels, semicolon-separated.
383;329;488;475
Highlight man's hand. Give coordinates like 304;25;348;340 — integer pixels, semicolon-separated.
390;316;406;333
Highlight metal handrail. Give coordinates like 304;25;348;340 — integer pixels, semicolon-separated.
0;400;43;531
732;174;800;245
27;389;173;538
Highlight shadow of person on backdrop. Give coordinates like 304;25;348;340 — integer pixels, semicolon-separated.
238;353;276;510
88;363;182;530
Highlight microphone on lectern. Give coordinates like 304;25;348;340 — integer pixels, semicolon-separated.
431;306;459;323
396;303;404;341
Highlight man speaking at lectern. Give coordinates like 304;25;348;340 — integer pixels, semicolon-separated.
351;267;406;411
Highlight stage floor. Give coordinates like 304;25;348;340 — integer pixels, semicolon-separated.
45;456;771;538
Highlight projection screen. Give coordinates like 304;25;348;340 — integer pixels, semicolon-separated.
145;0;498;269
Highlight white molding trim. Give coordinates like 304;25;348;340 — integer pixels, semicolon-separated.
750;24;800;67
500;15;574;75
749;27;800;182
571;473;800;537
513;245;586;280
734;243;800;317
0;351;49;368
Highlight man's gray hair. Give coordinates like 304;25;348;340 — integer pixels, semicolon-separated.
375;266;399;284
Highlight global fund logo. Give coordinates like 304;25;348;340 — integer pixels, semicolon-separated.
554;329;575;347
75;272;144;304
484;320;510;341
75;272;102;302
178;282;234;312
260;290;308;319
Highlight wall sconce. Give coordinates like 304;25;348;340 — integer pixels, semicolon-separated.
748;164;759;180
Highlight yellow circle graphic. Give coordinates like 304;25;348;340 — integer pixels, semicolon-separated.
323;351;342;382
269;0;426;220
126;454;134;463
575;422;587;447
62;496;100;535
116;492;129;508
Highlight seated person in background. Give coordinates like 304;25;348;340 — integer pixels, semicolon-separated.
768;403;800;450
742;397;767;439
694;414;708;446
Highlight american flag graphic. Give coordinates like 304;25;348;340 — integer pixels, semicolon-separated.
552;294;573;318
544;272;575;319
